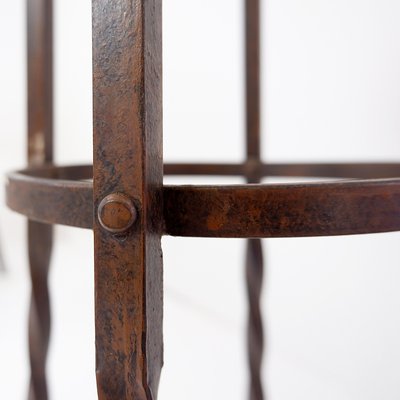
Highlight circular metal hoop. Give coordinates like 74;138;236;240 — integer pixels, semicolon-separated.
6;163;400;237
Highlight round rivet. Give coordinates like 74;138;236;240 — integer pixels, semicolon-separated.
98;193;137;233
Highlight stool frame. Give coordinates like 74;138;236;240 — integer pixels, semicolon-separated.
6;0;400;399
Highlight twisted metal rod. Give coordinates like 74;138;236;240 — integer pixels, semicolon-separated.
245;0;264;397
27;221;53;400
246;239;264;400
26;0;53;394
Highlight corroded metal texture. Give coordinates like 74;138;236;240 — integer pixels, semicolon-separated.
26;0;53;399
164;180;400;237
97;193;137;234
5;0;400;398
169;162;400;179
6;169;93;229
6;164;400;237
92;0;163;399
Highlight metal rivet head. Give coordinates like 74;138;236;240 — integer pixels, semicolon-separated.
98;193;137;233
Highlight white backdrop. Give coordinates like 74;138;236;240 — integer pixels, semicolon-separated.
1;1;400;399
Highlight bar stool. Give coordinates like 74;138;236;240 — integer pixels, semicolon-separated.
5;0;400;399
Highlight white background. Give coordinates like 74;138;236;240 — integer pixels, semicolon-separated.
1;0;400;399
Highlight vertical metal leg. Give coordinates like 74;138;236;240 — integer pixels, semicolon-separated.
28;223;53;400
92;0;164;399
27;0;54;398
245;0;265;399
246;239;264;400
246;0;261;165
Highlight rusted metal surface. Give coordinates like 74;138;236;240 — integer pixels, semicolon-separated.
97;193;138;234
16;164;92;180
5;0;400;397
6;164;400;237
92;0;163;399
26;0;53;399
9;161;400;180
164;179;400;237
6;169;92;229
245;1;264;397
166;162;400;178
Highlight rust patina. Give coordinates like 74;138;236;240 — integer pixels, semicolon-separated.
5;0;400;399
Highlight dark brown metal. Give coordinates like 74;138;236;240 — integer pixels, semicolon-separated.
26;0;53;399
5;0;400;397
92;0;163;398
246;0;261;166
27;0;53;166
7;164;400;237
245;1;264;398
164;179;400;237
166;161;400;179
28;221;52;400
9;161;400;180
98;193;137;234
166;162;400;179
6;169;93;229
246;239;264;400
